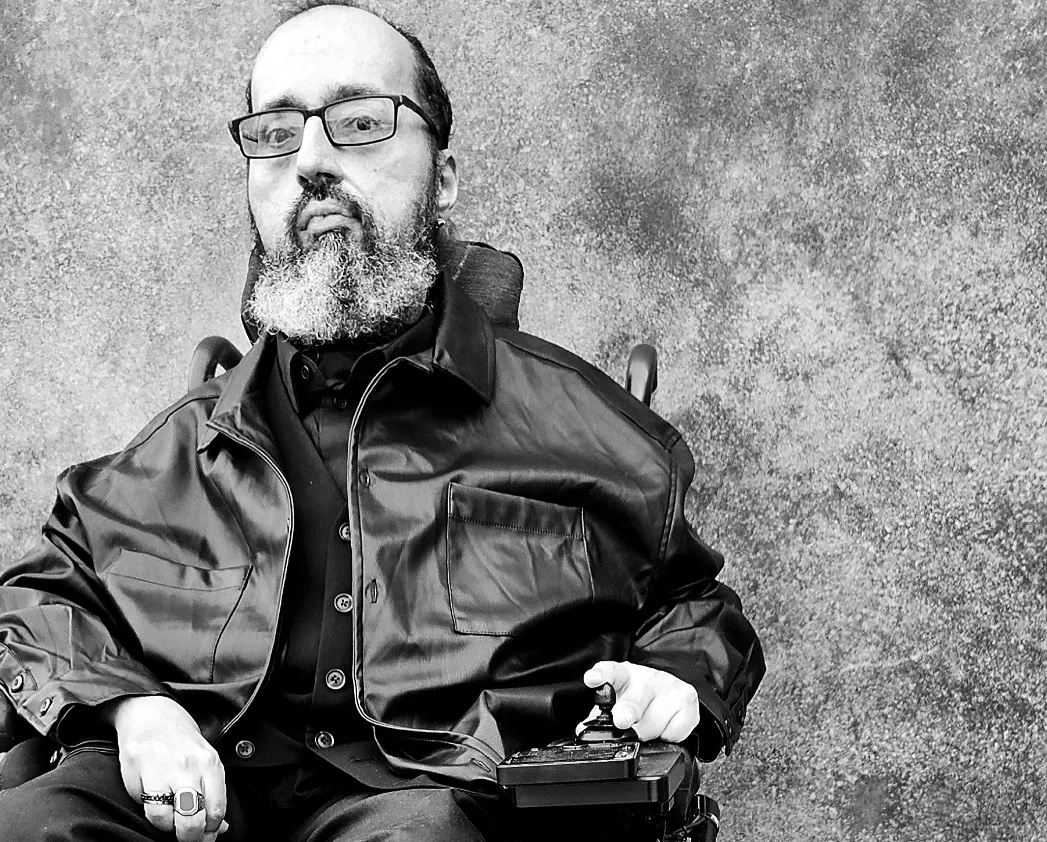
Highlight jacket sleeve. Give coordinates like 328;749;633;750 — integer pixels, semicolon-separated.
0;460;169;745
629;438;765;761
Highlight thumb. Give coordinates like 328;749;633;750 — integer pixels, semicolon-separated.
583;660;629;690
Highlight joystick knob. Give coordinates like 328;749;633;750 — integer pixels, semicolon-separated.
594;682;615;713
578;683;638;743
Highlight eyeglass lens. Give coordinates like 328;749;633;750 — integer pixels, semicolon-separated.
238;97;397;158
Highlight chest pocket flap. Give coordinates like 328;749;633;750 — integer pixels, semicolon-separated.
103;549;251;682
445;483;594;636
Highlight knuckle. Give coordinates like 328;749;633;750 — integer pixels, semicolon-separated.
145;812;174;832
195;748;219;769
170;749;192;769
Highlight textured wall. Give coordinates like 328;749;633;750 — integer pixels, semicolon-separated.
2;1;1045;839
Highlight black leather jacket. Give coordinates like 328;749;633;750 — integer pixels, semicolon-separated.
0;280;764;788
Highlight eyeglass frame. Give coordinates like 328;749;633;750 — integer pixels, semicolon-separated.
227;94;443;159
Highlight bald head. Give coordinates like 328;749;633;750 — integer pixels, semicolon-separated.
253;7;414;114
248;2;452;149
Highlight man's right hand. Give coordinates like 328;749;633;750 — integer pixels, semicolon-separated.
101;695;229;842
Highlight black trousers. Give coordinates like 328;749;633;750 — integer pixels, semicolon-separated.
0;747;659;841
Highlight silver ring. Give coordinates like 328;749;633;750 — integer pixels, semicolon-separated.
173;787;205;817
141;790;174;806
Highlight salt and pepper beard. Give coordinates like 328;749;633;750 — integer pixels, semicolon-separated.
245;177;440;347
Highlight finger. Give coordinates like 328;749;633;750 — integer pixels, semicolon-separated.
143;801;176;834
200;758;228;834
660;704;700;744
611;679;659;731
138;771;175;834
629;693;680;742
173;785;208;842
203;822;231;842
583;660;630;689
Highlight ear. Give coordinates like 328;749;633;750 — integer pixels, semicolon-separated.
435;150;458;215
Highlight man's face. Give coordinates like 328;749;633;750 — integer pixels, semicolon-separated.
243;6;457;344
247;6;452;254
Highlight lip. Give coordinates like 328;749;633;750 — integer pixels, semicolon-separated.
297;200;361;246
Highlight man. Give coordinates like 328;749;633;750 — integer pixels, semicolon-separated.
0;3;764;841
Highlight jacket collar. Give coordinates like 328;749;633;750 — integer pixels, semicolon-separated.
198;277;496;452
431;276;496;405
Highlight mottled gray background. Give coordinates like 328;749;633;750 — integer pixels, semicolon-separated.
2;1;1045;840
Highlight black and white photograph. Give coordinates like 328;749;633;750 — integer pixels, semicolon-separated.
0;2;1043;840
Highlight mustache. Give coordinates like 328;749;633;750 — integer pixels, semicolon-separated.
283;183;378;250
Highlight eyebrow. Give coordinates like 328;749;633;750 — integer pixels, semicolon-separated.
258;83;387;112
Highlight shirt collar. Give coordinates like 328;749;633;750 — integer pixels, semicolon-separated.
201;274;495;452
275;296;437;416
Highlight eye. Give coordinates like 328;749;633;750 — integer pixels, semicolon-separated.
326;99;395;142
263;126;297;146
240;112;302;152
337;115;379;133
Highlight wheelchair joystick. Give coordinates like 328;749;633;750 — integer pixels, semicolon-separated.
578;683;639;743
496;682;719;840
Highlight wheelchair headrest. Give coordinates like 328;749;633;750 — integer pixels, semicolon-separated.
240;227;524;342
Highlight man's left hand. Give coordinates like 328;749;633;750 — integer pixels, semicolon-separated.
580;661;700;743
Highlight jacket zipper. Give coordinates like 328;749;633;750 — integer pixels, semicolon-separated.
210;432;295;741
344;357;503;770
59;740;119;762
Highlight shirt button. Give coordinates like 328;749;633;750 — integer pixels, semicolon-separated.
39;697;52;715
325;669;346;691
334;593;353;613
315;731;335;750
338;523;352;542
234;739;256;759
357;468;371;487
332;395;348;411
10;673;24;692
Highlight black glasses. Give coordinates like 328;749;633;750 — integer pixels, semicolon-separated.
228;94;439;159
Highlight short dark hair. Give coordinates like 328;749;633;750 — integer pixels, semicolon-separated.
245;0;453;150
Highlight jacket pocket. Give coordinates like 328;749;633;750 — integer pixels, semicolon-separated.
59;740;118;764
102;550;251;683
446;483;593;636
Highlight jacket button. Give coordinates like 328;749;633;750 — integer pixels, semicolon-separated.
234;740;255;759
357;468;370;487
334;593;353;613
332;395;348;411
10;673;24;692
39;697;52;715
338;523;352;542
299;365;312;381
314;731;335;749
325;669;346;691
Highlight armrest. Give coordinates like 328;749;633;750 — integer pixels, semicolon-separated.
188;336;244;391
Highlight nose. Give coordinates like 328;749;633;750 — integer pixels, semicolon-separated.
295;115;342;188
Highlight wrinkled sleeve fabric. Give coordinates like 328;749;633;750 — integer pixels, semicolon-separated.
630;437;765;761
0;459;167;745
